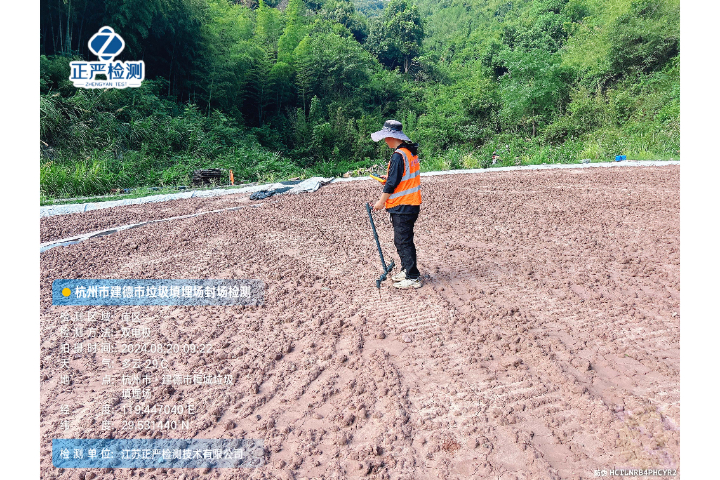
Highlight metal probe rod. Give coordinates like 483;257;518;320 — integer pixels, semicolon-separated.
366;203;389;272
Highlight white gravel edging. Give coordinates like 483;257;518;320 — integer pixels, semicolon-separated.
39;177;332;218
41;185;264;218
40;161;678;217
420;160;679;176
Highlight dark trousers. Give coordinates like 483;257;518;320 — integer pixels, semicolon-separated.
390;212;420;279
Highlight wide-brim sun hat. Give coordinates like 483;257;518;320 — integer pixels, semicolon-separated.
371;120;412;142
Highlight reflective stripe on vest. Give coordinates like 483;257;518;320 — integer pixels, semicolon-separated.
385;147;422;208
389;185;420;200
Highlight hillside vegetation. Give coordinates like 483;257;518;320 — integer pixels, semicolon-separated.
40;0;679;199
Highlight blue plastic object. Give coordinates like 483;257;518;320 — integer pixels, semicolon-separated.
615;155;626;162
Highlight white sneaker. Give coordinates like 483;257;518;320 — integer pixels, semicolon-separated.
393;277;423;289
391;270;406;282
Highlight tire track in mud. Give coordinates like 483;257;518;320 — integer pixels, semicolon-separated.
406;167;680;478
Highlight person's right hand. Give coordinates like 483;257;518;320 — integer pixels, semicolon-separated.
380;175;387;180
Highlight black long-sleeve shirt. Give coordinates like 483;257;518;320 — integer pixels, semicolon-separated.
383;143;420;214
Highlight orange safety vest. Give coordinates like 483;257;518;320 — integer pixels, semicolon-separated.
385;147;422;209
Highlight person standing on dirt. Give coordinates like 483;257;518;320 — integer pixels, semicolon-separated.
371;120;423;289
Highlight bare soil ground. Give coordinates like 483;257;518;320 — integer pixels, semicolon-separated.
40;166;680;479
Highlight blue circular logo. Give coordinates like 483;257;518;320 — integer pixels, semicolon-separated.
88;26;125;62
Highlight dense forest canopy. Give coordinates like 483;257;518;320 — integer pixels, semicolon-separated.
40;0;679;199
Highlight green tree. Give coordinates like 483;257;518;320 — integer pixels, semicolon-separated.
320;0;368;43
367;0;424;73
269;61;295;114
294;32;374;102
201;0;256;117
499;48;574;137
244;48;274;126
104;0;209;99
254;0;284;50
608;0;679;78
277;0;309;64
